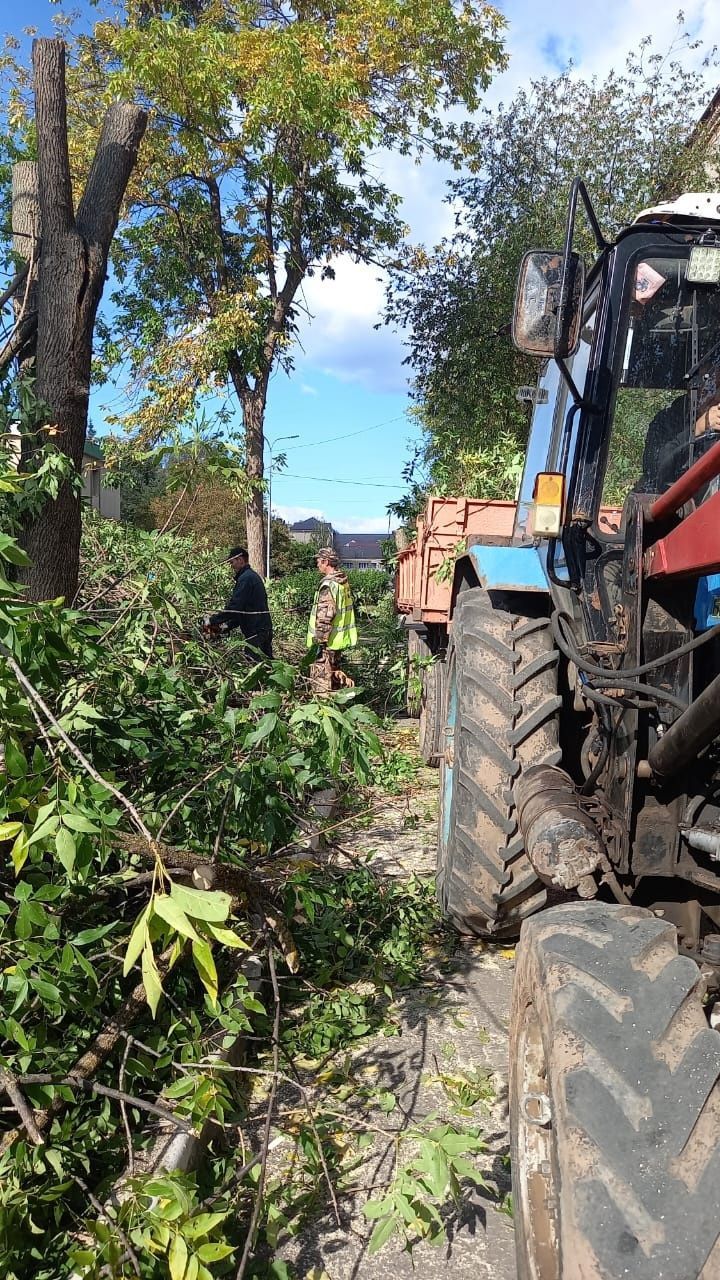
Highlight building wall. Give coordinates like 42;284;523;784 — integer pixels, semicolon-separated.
82;460;121;520
288;523;335;545
342;557;383;571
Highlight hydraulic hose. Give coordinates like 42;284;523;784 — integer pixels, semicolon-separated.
551;609;718;680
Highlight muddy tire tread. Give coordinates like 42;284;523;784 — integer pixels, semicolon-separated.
437;591;560;937
511;902;720;1280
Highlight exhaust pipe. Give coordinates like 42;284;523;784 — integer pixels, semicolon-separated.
648;671;720;778
514;765;605;897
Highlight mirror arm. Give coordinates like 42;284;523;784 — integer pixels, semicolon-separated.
576;179;608;252
556;358;594;410
554;178;607;362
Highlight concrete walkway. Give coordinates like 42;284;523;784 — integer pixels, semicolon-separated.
278;721;517;1280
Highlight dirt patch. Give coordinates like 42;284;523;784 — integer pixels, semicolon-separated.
261;719;518;1279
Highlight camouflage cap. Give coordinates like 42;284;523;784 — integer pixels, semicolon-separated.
316;546;339;566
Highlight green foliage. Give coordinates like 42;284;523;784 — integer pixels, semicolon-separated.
601;387;677;505
363;1122;488;1254
0;441;388;1276
387;28;720;504
430;1065;496;1115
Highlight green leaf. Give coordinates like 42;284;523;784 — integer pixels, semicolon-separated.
363;1198;393;1220
72;923;116;946
123;903;151;976
5;738;27;777
28;814;59;845
206;921;250;949
61;813;100;833
153;894;200;941
367;1215;397;1255
191;938;218;1003
182;1212;227;1239
245;712;279;746
169;882;231;922
196;1243;235;1262
55;827;76;875
168;1232;188;1280
142;939;163;1017
440;1132;483;1156
0;820;23;841
0;535;30;566
10;830;28;874
31;977;61;1003
45;1148;63;1179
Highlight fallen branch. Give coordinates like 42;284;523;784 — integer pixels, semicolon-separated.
16;1075;194;1133
0;640;155;846
0;1070;44;1145
235;945;281;1280
0;947;174;1156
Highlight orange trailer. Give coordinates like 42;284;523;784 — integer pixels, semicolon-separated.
395;497;516;625
398;496;622;764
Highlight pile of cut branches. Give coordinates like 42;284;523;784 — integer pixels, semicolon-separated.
0;472;386;1278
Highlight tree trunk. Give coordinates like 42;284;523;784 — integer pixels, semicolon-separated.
242;387;267;572
11;161;40;383
17;39;146;603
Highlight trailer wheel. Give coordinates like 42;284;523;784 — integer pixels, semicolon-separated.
419;656;445;767
405;629;427;718
510;901;720;1280
437;591;560;937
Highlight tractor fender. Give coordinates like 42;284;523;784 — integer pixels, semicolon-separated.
449;543;549;624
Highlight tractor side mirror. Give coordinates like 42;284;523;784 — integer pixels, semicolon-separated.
512;250;585;360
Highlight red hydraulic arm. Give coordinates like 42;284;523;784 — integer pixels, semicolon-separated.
644;436;720;581
648;436;720;523
645;488;720;580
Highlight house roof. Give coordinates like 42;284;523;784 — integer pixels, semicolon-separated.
290;517;333;531
336;533;386;560
83;439;104;460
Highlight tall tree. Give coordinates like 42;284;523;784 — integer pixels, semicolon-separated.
60;0;508;570
2;38;146;601
387;35;720;501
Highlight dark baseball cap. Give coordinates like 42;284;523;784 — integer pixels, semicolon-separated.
226;546;248;561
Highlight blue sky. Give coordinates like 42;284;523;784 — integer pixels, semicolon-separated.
11;0;720;531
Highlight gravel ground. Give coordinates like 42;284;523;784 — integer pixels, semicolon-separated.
272;720;518;1280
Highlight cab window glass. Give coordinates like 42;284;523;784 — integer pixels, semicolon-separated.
601;251;720;509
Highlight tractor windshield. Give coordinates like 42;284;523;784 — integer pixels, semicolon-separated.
601;248;720;510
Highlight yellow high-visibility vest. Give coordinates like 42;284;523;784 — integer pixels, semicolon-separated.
307;576;358;650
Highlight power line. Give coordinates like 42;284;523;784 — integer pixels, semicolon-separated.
277;472;401;488
283;413;410;451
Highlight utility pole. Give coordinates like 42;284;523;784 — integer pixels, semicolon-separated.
265;433;299;579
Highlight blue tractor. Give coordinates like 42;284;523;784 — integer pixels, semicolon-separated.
437;182;720;1278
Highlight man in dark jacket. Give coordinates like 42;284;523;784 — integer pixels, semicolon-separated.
208;547;273;658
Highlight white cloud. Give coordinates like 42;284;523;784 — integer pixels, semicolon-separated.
300;383;318;396
293;0;720;393
296;257;408;394
273;503;328;524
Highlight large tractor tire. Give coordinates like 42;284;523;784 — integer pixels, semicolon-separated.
419;656;445;768
437;591;560;937
510;902;720;1279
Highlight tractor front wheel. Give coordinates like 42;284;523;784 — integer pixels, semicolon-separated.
437;590;560;937
510;901;720;1279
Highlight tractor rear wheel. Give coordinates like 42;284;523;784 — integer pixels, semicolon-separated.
510;901;720;1279
437;591;560;937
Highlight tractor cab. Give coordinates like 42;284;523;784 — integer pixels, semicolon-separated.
513;182;720;642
